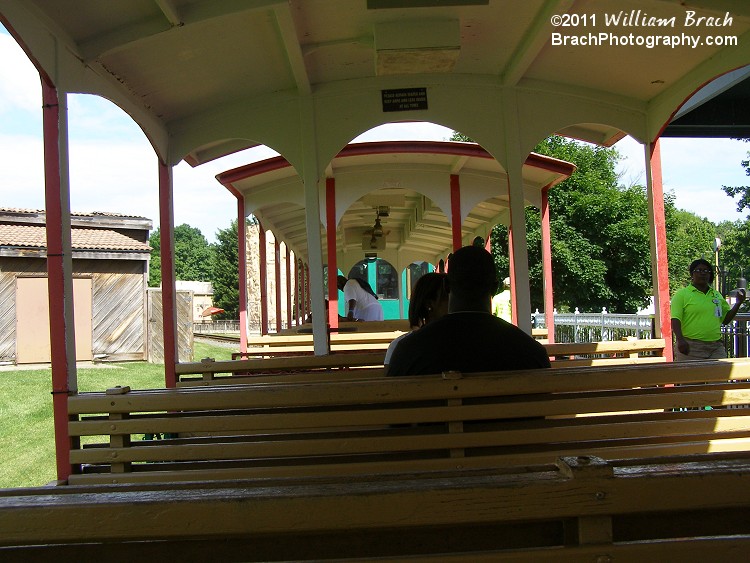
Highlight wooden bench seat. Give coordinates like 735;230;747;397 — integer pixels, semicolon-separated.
185;338;666;385
233;330;406;359
547;338;667;366
3;453;750;560
70;358;750;485
232;331;657;361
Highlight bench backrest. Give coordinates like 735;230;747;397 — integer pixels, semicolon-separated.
184;338;667;384
68;358;750;485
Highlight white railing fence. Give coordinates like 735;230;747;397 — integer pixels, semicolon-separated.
532;308;655;343
195;311;750;358
532;309;750;358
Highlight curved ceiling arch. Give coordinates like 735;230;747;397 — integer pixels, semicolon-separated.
218;140;574;267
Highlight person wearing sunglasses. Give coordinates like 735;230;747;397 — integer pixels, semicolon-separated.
671;258;746;361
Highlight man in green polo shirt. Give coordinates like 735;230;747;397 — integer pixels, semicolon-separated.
671;258;746;361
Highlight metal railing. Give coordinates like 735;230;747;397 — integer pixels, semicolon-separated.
193;321;241;334
532;309;750;358
722;314;750;359
197;311;750;359
532;308;654;343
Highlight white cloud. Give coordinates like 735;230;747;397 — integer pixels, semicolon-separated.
354;122;453;142
613;135;749;224
0;133;45;209
0;33;41;118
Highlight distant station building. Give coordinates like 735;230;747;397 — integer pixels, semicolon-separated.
175;280;215;323
0;208;152;364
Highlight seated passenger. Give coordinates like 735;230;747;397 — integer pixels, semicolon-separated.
337;275;384;321
384;272;449;365
386;246;550;376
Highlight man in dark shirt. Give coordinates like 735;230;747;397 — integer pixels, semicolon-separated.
386;245;550;376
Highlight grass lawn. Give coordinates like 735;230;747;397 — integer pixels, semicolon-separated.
0;341;233;489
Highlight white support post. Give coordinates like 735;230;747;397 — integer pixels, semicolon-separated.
299;96;328;354
503;91;532;334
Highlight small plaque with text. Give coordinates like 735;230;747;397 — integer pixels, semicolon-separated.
382;88;428;112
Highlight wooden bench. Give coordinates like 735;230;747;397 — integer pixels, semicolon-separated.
177;351;386;386
2;452;750;560
547;338;667;366
69;358;750;485
238;333;664;358
179;338;666;386
232;329;636;365
234;330;406;359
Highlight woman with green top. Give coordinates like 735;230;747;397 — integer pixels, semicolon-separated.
671;258;746;361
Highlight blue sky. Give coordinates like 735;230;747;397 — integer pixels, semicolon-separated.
1;26;748;243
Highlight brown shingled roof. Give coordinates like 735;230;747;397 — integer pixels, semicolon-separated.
0;224;150;252
0;207;150;220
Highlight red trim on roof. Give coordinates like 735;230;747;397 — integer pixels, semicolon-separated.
217;156;290;185
216;141;576;185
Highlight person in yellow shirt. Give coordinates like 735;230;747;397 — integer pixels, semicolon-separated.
671;259;746;361
491;277;512;323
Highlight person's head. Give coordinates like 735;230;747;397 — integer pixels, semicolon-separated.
336;275;348;291
689;259;714;284
500;276;511;293
447;245;498;311
408;273;449;328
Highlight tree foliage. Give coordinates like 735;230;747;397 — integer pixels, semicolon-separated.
526;136;655;312
211;219;240;319
148;230;162;287
459;133;747;310
717;219;750;289
665;207;717;291
721;138;750;212
148;224;214;287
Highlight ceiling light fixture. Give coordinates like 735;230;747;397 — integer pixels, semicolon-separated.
372;216;384;237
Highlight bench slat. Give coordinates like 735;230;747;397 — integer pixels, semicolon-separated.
70;411;750;467
175;351;386;376
68;385;750;436
71;359;750;414
68;437;750;486
546;339;666;356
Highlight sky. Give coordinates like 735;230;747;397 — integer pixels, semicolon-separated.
1;27;748;243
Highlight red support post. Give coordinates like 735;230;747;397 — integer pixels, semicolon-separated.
258;225;269;335
274;237;282;333
286;246;292;329
42;79;74;482
237;200;248;353
305;263;311;320
158;160;177;387
647;139;673;361
541;184;555;343
326;178;339;330
508;225;517;326
450;174;462;251
294;257;301;325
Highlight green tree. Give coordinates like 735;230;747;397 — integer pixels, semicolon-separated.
454;133;657;312
148;230;161;287
461;134;737;311
721;139;750;212
174;224;213;281
148;224;214;287
211;219;240;319
530;136;655;312
665;206;717;292
717;219;750;290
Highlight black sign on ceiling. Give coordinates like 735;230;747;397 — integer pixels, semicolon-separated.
381;88;428;112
